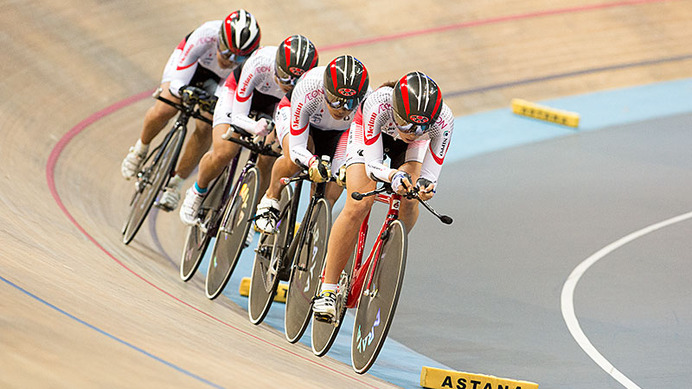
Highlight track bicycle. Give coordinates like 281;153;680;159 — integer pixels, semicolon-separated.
179;114;281;286
247;156;332;329
203;118;281;298
310;184;453;374
122;87;216;245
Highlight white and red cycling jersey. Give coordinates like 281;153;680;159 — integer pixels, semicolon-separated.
213;46;285;133
346;86;454;187
275;66;371;168
161;20;238;98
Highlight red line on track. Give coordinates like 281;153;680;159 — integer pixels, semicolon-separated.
45;91;380;388
321;0;675;51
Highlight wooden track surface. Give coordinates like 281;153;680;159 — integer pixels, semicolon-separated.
1;0;690;387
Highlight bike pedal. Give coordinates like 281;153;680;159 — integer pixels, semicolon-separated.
154;202;174;212
314;313;335;324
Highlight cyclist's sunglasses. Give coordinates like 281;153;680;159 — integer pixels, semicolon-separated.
324;88;361;112
393;110;428;136
217;39;249;62
275;66;298;86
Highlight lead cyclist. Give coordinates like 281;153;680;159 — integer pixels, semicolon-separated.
312;71;455;321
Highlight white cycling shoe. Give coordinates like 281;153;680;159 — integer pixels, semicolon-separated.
179;187;205;226
313;290;337;322
121;145;148;180
254;195;280;234
157;186;181;212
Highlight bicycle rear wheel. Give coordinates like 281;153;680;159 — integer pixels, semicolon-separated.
179;167;231;281
284;198;331;343
122;126;184;245
248;185;292;325
205;166;260;299
351;220;407;374
311;251;355;357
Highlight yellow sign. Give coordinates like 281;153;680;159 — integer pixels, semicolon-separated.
511;98;579;128
238;277;288;303
421;366;538;389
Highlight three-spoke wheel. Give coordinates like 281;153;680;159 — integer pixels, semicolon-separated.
248;186;292;325
122;126;184;245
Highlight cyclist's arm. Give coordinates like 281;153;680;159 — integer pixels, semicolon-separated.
361;103;396;182
230;55;264;133
168;27;210;97
287;83;316;168
419;105;455;186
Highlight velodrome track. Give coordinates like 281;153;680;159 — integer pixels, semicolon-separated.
1;1;691;388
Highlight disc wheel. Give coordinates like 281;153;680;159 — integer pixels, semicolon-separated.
284;198;331;343
205;167;260;299
351;220;407;374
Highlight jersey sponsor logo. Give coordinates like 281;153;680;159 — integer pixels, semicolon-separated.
237;73;254;100
304;88;321;103
409;114;429;124
291;102;304;132
430;142;445;165
256;65;271;74
338;87;356;97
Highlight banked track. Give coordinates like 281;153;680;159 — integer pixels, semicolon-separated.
1;0;691;387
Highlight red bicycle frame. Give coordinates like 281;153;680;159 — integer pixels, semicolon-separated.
345;192;402;308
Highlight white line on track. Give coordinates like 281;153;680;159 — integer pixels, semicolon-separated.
560;210;692;389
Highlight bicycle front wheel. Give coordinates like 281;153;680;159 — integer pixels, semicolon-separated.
248;185;292;325
180;168;231;281
351;219;407;374
205;167;260;299
122;126;184;245
284;198;331;343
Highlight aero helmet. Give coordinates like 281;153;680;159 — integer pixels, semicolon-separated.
323;55;369;111
275;35;319;86
218;10;261;58
392;71;443;133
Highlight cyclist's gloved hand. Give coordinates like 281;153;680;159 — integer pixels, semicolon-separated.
308;156;331;183
416;177;436;201
253;118;273;137
335;164;347;187
178;85;210;103
390;170;412;195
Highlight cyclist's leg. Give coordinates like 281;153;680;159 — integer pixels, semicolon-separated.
174;116;212;179
322;164;375;285
264;134;301;201
255;134;301;233
196;123;241;189
140;83;179;145
122;83;179;179
256;152;277;198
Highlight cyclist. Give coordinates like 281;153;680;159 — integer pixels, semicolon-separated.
253;55;371;234
120;10;261;211
312;71;455;320
179;35;319;226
